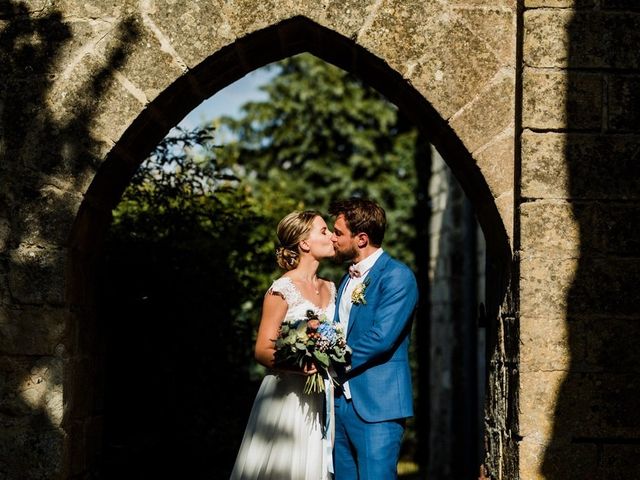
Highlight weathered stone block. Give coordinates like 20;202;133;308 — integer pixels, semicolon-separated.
47;52;146;147
2;77;55;156
0;356;36;418
524;9;571;67
451;6;516;67
521;370;640;443
220;0;374;51
602;0;640;10
608;75;640;132
521;131;640;199
493;190;514;242
449;72;514;153
449;0;515;6
526;441;598;480
525;10;640;68
520;315;575;372
521;256;640;318
0;426;63;480
48;0;137;18
0;305;67;355
525;0;595;6
350;0;440;66
520;201;581;257
519;370;565;442
569;259;640;318
519;256;575;318
522;201;640;257
0;5;72;80
473;130;515;198
96;13;187;102
315;0;380;39
590;204;640;256
540;444;600;480
143;0;234;69
359;1;502;119
602;445;640;479
523;69;602;130
0;216;10;253
564;373;640;437
7;246;67;305
221;0;295;39
12;185;83;248
584;317;640;373
0;355;64;424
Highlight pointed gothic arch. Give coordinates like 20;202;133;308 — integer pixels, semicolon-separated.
66;16;513;477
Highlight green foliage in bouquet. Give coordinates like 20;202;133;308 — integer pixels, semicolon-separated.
274;310;351;394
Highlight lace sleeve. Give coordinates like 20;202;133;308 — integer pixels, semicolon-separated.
328;281;337;300
266;277;300;307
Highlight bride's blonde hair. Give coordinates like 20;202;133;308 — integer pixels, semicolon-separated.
275;210;322;271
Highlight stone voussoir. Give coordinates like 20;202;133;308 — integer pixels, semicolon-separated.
449;71;515;153
359;1;503;120
473;129;515;198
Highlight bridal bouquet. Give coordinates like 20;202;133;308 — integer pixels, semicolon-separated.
274;310;351;394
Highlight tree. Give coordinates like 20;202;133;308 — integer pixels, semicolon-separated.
216;53;419;271
101;127;281;477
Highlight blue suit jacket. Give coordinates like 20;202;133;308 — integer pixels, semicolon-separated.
335;251;418;422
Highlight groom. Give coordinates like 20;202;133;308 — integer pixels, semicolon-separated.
329;198;418;479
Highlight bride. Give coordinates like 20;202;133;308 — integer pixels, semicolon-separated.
230;210;336;480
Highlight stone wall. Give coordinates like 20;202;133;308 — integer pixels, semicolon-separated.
12;0;640;479
519;1;640;478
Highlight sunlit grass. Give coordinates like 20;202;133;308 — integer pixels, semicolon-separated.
398;460;421;478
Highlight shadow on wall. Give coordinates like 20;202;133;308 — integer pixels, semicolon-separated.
541;6;640;479
0;2;139;478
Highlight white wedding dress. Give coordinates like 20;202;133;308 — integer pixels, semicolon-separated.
230;277;336;480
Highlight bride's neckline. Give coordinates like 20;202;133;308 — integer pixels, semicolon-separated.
280;276;334;311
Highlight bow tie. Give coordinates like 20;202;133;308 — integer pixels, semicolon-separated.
348;265;362;278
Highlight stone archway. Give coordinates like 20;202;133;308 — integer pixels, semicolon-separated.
69;14;515;477
0;3;517;479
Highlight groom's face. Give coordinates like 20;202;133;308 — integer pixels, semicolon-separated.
331;214;358;263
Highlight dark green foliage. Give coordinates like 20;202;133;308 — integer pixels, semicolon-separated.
217;53;419;271
100;53;421;477
100;128;278;478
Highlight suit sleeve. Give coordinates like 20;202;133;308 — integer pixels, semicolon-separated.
348;265;418;372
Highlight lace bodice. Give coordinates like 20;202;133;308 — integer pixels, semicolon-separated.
268;276;336;322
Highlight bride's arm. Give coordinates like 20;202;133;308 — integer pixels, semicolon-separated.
254;293;288;368
254;291;318;375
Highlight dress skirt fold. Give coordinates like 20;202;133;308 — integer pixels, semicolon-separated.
230;373;327;480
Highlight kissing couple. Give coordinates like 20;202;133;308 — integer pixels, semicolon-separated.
230;197;418;480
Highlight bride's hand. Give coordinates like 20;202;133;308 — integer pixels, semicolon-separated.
302;361;318;376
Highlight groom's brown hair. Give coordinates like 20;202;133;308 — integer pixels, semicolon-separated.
329;198;386;247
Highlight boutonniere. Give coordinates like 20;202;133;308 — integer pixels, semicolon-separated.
351;278;370;305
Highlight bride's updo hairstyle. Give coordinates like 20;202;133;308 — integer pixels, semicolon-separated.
275;210;322;271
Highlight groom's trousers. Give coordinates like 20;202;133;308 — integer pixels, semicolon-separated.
333;395;405;480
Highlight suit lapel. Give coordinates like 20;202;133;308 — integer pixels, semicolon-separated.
346;252;390;337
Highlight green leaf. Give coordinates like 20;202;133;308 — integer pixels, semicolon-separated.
313;351;330;367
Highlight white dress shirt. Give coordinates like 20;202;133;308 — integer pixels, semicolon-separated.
338;248;384;399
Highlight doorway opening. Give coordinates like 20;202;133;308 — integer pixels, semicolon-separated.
67;17;510;480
